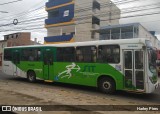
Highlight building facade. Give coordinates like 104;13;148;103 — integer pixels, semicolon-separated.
4;32;33;47
94;23;159;49
0;40;7;66
44;0;120;44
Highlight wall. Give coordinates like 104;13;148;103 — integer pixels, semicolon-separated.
74;0;120;42
0;41;7;54
0;41;7;66
97;0;120;26
45;0;120;43
4;32;32;47
138;25;158;48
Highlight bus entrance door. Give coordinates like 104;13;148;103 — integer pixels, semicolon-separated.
43;49;54;81
13;50;20;76
123;50;144;91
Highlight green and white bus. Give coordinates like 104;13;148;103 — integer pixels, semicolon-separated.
2;38;159;94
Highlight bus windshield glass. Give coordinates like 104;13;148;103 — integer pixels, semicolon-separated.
146;40;157;73
148;49;157;73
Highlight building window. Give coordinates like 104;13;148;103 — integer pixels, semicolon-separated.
93;0;100;10
134;26;139;38
76;46;97;62
111;28;120;40
56;47;75;62
91;32;95;39
6;36;9;40
100;30;111;40
92;16;100;25
11;35;14;38
121;26;133;39
48;10;59;18
21;48;41;61
98;45;120;63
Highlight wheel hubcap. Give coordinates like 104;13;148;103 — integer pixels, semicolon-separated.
103;81;111;89
29;75;34;81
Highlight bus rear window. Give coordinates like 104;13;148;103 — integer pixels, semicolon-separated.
4;49;12;61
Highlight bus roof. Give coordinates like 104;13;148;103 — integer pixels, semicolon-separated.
4;38;148;49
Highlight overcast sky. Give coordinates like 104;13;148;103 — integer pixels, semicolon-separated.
0;0;160;43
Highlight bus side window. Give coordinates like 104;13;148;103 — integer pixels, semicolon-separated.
76;49;83;62
22;48;41;61
4;49;12;61
98;45;120;63
91;46;97;62
98;46;107;62
37;50;41;60
76;46;97;63
56;47;75;62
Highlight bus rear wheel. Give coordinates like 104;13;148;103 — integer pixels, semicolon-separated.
98;77;115;94
27;71;36;82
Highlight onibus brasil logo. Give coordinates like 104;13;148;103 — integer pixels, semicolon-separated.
55;63;81;80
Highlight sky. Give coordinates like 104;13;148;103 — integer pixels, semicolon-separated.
0;0;160;43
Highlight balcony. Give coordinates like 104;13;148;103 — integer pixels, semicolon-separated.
44;34;74;43
45;4;74;26
45;16;74;25
46;0;73;10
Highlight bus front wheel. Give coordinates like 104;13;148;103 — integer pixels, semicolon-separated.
27;71;36;82
98;77;115;94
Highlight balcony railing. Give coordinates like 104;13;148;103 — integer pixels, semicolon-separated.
44;34;74;43
45;17;74;25
45;4;74;25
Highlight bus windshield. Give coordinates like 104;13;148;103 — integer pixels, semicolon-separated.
148;49;157;73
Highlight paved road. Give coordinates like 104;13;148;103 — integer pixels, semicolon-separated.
0;71;160;105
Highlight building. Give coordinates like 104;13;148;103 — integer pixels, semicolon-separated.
4;32;33;47
0;40;7;66
44;0;120;44
0;32;38;66
93;23;159;49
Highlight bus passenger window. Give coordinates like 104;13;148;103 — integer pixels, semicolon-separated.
76;50;83;62
76;46;97;63
29;55;34;61
4;49;12;61
98;45;120;63
56;47;75;62
22;48;41;61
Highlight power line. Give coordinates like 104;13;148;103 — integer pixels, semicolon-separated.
0;0;23;5
0;0;45;21
1;11;160;33
0;0;160;33
0;0;145;21
1;3;160;27
0;0;155;26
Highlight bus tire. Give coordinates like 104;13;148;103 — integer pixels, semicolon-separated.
98;77;115;94
27;71;36;82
